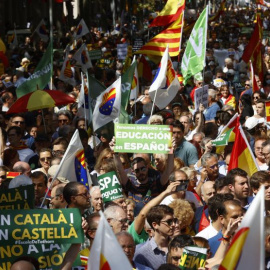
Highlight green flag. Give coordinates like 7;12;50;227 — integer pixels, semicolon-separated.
181;6;208;85
17;42;53;98
88;74;106;99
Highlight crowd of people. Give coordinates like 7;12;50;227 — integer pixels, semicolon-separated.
2;2;270;270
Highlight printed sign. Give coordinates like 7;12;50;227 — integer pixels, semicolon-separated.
0;209;84;269
88;49;102;60
115;123;172;154
194;85;208;111
133;38;144;52
179;246;207;270
0;184;35;210
117;44;128;60
212;127;234;146
98;171;123;203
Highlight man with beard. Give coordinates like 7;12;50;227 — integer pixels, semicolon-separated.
227;168;253;209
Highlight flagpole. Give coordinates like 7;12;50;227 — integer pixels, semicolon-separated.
81;72;87;122
178;11;185;70
49;0;54;89
202;5;209;88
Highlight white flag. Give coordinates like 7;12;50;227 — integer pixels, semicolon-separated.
78;73;90;122
73;19;90;39
92;78;121;132
34;19;49;42
73;43;93;72
59;53;76;86
130;56;139;100
149;46;180;109
88;211;133;270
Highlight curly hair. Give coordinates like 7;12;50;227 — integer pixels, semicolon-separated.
169;199;194;230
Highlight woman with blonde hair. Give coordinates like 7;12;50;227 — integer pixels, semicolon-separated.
92;148;113;176
153;153;168;173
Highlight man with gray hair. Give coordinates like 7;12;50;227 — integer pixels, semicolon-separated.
90;186;104;212
104;205;128;233
13;161;31;176
262;140;270;170
201;153;225;182
204;89;220;122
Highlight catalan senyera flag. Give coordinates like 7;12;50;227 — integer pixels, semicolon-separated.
250;60;259;93
149;0;185;27
135;11;184;57
228;122;259;176
53;129;92;189
242;14;263;81
34;19;49;42
219;186;265;270
88;211;133;270
149;46;180;109
92;78;122;132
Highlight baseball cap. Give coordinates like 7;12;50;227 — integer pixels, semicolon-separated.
245;117;265;130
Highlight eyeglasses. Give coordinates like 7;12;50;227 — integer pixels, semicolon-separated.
40;157;52;162
255;147;263;152
171;256;181;261
75;191;90;198
12;121;25;125
0;175;6;180
245;84;250;86
209;163;219;169
253;96;260;99
134;166;147;174
160;218;178;227
52;150;65;156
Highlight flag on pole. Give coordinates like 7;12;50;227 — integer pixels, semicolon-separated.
181;6;208;85
88;75;106;99
130;57;139;100
10;29;18;49
59;53;76;86
149;46;180;109
228;122;259;176
149;0;185;27
78;73;90;122
92;78;122;132
135;11;184;57
242;14;263;81
73;43;93;72
73;19;90;40
219;186;265;270
88;211;133;270
34;19;49;42
53;129;92;189
250;60;259;93
16;42;53;98
138;55;153;83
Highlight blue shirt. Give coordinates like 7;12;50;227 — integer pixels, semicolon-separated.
208;230;223;257
174;139;198;167
204;102;220;121
134;237;167;270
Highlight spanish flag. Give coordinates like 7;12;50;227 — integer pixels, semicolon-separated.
136;11;184;57
227;122;259;176
249;60;259;93
88;212;133;270
149;0;185;27
219;186;265;270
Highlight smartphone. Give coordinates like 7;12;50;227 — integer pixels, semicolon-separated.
176;181;189;192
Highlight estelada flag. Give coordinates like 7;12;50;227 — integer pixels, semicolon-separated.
228;121;259;176
219;186;265;270
88;211;133;270
135;11;184;57
149;0;185;27
92;78;122;132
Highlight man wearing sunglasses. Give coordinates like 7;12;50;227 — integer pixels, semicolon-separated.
134;205;176;269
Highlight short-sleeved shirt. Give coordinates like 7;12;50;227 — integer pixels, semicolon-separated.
204;102;220;121
174;139;198;167
134;237;167;270
128;221;148;245
124;169;166;216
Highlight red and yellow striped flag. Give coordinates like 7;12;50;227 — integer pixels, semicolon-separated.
135;12;184;57
149;0;185;27
228;121;259;176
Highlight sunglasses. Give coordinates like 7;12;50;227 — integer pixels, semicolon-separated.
58;119;69;123
134;166;147;174
0;175;6;180
40;157;52;162
209;163;219;169
160;218;178;227
245;84;250;86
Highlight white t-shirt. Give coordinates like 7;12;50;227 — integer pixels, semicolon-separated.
196;223;218;240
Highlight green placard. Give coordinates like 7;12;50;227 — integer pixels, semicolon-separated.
115;123;172;154
212;127;234;146
179;246;207;270
88;49;102;60
0;184;35;210
0;208;84;269
98;171;123;203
